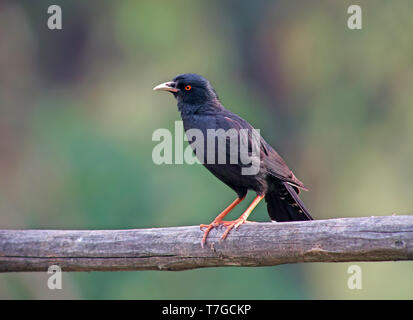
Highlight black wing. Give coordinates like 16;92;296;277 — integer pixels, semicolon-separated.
215;111;307;190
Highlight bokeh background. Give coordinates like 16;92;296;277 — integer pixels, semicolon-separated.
1;0;413;299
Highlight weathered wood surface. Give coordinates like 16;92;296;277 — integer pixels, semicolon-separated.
0;216;412;272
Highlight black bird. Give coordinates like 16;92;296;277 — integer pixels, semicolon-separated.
153;73;313;245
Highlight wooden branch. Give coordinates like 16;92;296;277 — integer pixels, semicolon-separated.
1;216;413;272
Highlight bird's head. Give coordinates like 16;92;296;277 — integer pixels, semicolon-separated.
153;73;218;105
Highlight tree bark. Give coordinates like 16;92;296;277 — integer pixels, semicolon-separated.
0;216;412;272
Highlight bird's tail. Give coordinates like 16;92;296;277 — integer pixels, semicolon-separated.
265;180;313;222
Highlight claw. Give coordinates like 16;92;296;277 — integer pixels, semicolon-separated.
199;196;246;247
200;195;264;246
201;221;225;247
221;218;247;240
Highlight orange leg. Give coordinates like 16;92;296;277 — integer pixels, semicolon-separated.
200;196;245;247
221;194;264;240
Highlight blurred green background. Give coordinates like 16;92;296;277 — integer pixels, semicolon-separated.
1;0;413;299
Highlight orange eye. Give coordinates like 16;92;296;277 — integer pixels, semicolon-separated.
185;85;191;91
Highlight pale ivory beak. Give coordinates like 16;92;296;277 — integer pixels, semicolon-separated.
153;81;179;93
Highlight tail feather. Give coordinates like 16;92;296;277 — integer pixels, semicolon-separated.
265;181;313;222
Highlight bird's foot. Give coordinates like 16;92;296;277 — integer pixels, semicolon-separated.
220;218;255;240
200;219;227;247
200;219;256;247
